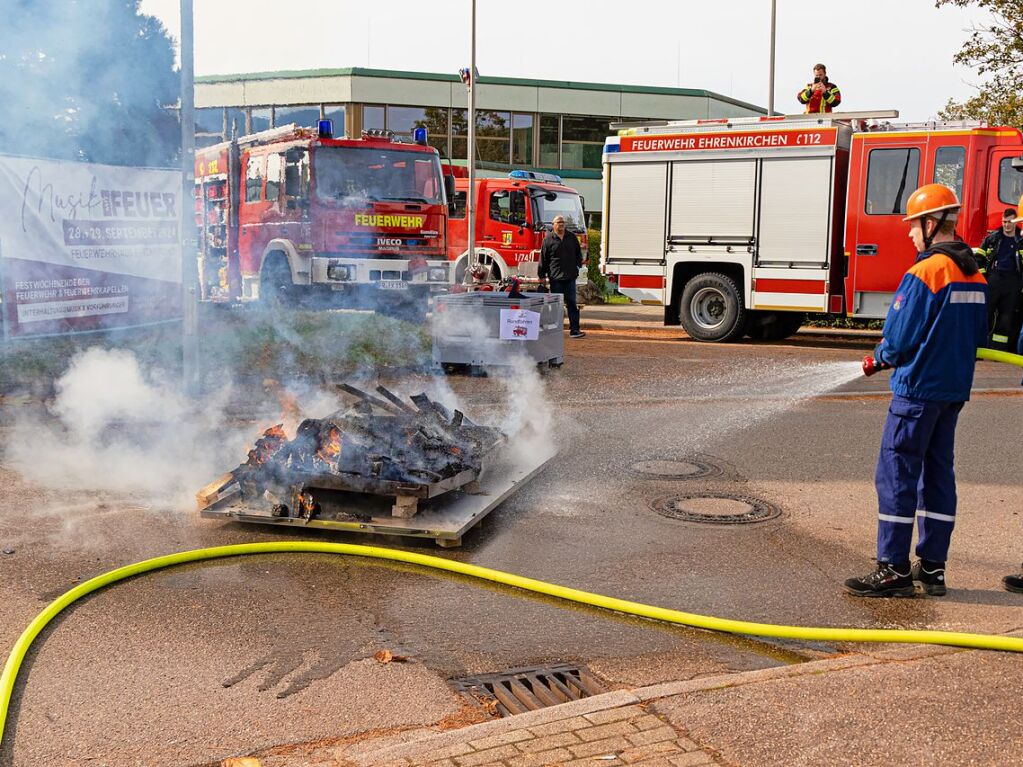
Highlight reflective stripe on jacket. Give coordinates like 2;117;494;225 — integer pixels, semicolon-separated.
797;81;841;113
875;244;987;402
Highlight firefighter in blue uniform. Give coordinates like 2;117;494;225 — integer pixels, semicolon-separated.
845;184;988;597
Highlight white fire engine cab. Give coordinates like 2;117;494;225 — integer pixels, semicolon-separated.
600;111;1023;341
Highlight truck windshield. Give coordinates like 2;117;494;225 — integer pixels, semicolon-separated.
532;189;586;231
313;146;444;204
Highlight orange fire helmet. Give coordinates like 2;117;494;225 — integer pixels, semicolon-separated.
902;184;961;222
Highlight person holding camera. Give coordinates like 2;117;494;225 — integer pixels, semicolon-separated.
798;64;842;114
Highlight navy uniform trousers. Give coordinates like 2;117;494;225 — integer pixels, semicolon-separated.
876;394;964;564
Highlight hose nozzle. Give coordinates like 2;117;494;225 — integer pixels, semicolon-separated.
862;355;892;377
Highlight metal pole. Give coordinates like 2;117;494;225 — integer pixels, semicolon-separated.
465;0;477;277
768;0;777;116
180;0;199;395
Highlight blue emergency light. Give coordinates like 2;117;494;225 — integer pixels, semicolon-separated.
318;119;334;139
509;169;563;185
413;127;428;145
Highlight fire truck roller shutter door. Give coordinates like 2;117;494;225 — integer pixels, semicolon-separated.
756;157;833;269
669;160;756;240
605;162;668;304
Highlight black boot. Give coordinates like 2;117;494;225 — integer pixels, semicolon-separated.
844;561;915;598
1003;570;1023;593
911;559;947;596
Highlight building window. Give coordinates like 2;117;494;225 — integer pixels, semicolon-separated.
999;157;1023;205
865;148;920;215
226;108;246;138
274;105;321;128
245;155;264;202
512;113;533;165
250;107;272;133
363;105;385;131
265;153;283;201
195;107;224;136
324;105;346;135
561;114;609;170
539;115;559;168
451;109;511;164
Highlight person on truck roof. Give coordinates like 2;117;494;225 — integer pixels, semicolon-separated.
973;207;1023;351
845;184;988;598
797;64;841;114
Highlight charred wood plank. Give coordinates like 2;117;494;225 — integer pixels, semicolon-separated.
375;385;417;415
337;383;405;416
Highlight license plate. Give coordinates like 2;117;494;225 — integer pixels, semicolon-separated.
378;280;409;290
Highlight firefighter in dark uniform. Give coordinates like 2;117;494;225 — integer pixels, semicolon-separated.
845;184;988;597
797;64;842;114
973;206;1023;351
539;215;586;339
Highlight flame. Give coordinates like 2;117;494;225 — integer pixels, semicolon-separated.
262;379;303;438
246;423;287;466
315;425;343;466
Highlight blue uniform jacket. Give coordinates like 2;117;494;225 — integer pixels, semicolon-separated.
875;243;987;402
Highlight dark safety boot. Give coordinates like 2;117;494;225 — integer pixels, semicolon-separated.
1003;570;1023;594
911;559;947;596
844;562;915;598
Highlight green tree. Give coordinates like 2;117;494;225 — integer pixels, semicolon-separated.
0;0;179;166
936;1;1023;127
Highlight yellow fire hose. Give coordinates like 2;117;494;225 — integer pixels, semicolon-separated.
2;351;1022;748
4;541;1023;749
977;347;1023;368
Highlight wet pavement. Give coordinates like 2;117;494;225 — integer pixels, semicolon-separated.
2;327;1022;766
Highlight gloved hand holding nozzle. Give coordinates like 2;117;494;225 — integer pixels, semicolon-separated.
862;354;892;377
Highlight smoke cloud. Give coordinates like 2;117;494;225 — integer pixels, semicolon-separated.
6;347;245;501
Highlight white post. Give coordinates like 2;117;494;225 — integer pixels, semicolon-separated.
180;0;199;395
465;0;477;279
768;0;777;116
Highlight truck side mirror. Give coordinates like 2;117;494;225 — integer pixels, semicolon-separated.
286;164;300;201
444;175;457;212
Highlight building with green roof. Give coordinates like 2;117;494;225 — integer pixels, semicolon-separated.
194;67;765;219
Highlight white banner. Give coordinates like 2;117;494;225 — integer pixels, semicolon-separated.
0;154;183;338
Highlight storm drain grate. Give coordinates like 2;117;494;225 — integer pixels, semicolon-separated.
453;664;605;717
650;492;782;525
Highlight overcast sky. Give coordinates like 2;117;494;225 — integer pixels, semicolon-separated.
141;0;995;123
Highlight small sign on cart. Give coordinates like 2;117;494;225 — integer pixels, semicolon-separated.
499;309;541;340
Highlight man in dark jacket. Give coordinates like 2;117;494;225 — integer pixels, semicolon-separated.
973;207;1022;350
539;215;586;338
845;184;988;598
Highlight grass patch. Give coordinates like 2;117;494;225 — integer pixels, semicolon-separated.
1;307;432;395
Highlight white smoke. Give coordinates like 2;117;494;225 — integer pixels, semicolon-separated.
6;347;246;501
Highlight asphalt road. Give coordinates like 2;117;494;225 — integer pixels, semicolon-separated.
2;328;1022;766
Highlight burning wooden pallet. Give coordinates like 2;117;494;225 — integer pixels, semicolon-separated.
197;385;504;520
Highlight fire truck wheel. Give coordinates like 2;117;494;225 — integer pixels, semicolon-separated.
678;272;747;342
259;253;297;309
745;311;804;341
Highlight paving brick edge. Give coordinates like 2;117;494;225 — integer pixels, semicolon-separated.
349;643;963;765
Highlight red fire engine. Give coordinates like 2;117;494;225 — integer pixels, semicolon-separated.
446;170;588;282
600;111;1023;341
193;122;455;307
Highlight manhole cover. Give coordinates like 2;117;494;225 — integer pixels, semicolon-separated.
650;492;781;525
630;456;723;480
452;664;604;717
